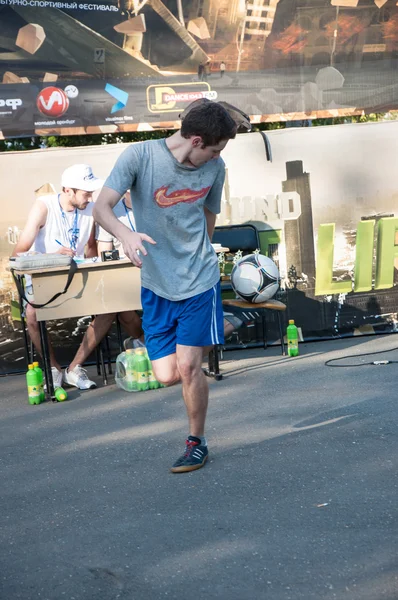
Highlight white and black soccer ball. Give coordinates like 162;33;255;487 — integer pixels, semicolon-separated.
231;253;280;303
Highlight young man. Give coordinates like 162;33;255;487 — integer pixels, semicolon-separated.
13;164;116;390
96;190;237;347
94;100;237;473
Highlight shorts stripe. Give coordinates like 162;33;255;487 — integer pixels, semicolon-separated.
211;284;220;345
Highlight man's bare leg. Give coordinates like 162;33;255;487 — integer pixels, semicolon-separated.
25;304;62;372
151;353;180;387
151;347;210;435
118;310;144;341
69;313;116;371
152;345;212;472
177;345;210;437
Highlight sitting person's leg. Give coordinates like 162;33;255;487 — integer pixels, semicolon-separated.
64;312;116;389
118;310;145;347
223;312;243;338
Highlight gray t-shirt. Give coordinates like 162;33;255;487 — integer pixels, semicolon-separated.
104;139;225;301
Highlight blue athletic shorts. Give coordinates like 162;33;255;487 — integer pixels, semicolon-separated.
141;282;224;361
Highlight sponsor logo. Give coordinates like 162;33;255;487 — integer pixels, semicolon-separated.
154;185;211;208
0;98;22;111
36;87;69;118
105;83;128;114
147;82;218;113
64;85;79;99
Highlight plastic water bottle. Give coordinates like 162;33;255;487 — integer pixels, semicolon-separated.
26;364;42;405
134;348;149;391
145;349;160;390
287;319;299;357
54;387;68;402
125;349;138;392
32;361;45;402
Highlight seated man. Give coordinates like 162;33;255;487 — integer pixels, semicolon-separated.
97;190;240;344
13;164;117;390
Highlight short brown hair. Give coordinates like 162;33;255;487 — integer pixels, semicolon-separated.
180;99;237;147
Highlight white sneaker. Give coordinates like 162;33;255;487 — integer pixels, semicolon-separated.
44;366;63;391
64;365;97;390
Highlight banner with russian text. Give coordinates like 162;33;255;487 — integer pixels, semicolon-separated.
0;0;398;138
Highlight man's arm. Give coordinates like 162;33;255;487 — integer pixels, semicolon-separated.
93;187;130;245
12;200;72;257
204;206;217;240
94;186;155;268
204;163;225;242
85;223;98;258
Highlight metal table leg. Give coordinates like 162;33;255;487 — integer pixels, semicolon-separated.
278;313;286;356
17;275;33;368
38;321;55;400
203;346;223;381
212;345;222;381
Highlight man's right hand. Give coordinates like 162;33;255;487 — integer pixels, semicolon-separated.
56;246;75;257
121;231;156;268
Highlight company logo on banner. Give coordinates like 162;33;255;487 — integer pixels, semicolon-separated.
147;82;218;113
0;98;22;113
36;87;69;118
105;83;129;114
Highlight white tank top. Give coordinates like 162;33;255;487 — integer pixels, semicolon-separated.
32;194;94;256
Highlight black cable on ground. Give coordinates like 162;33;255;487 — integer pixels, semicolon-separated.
325;346;398;367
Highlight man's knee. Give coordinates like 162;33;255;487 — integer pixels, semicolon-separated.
119;310;140;325
152;356;180;386
93;312;116;329
25;304;37;327
118;310;143;337
177;357;202;382
157;374;179;387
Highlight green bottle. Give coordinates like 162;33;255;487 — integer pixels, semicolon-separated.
125;349;138;392
287;319;299;357
145;350;160;390
26;364;42;405
134;348;149;391
55;387;68;402
32;361;45;402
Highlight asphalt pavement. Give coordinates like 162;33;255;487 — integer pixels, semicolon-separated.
0;334;397;600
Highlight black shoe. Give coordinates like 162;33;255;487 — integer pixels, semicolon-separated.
170;437;209;473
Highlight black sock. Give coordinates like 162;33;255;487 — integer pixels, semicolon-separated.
188;435;207;446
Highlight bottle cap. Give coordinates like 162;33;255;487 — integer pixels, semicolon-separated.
32;361;39;367
28;364;34;369
125;349;134;355
289;319;295;325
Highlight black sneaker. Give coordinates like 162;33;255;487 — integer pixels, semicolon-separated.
170;437;209;473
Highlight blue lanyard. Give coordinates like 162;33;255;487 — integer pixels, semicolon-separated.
58;196;80;251
123;200;135;232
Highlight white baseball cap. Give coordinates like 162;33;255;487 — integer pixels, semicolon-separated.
61;164;104;192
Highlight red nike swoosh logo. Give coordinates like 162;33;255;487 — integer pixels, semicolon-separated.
154;185;211;208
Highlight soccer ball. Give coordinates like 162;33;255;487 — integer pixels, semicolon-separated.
230;253;280;303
